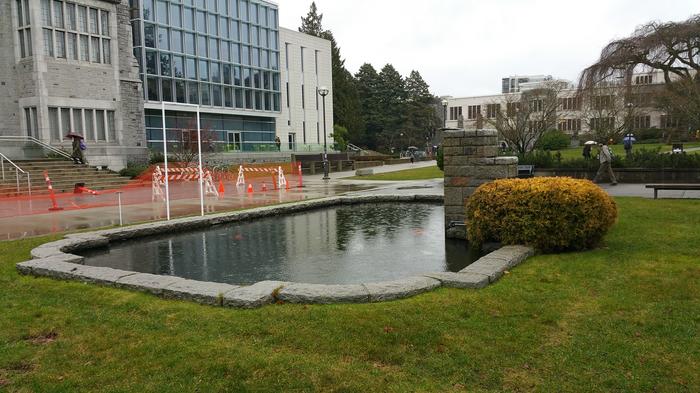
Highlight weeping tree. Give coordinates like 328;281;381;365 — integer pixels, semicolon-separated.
579;14;700;139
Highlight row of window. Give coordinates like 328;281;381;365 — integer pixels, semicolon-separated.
140;50;280;89
144;76;281;111
139;28;279;69
558;118;582;132
142;0;278;29
47;107;117;142
41;0;111;64
138;11;278;49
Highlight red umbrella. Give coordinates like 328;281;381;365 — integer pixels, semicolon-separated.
65;132;84;139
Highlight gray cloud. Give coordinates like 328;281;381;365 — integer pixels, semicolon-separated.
279;0;697;97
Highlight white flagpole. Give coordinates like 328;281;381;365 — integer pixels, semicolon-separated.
161;101;171;220
196;106;204;216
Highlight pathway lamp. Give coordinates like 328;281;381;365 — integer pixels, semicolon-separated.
441;99;448;129
317;86;330;180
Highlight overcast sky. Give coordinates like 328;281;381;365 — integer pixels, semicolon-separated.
278;0;697;97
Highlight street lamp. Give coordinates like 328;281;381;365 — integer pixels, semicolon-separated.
441;99;448;129
317;86;330;180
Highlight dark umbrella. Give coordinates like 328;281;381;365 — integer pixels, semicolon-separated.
622;135;636;143
65;132;84;139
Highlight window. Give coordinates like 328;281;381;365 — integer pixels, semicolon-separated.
16;0;32;58
42;1;110;64
529;99;543;112
486;104;500;119
301;84;305;108
590;117;615;131
592;95;613;110
506;102;521;117
632;115;651;130
449;106;462;121
24;107;38;137
300;47;305;72
559;96;582;111
635;74;653;85
467;105;480;120
660;115;683;129
558;119;581;132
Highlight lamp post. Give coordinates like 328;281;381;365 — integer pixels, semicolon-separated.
317;86;330;180
441;99;448;129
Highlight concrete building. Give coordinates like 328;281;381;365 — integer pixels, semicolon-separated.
1;0;146;168
1;0;333;169
448;71;675;139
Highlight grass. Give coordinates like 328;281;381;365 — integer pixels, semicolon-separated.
348;165;443;181
1;197;700;391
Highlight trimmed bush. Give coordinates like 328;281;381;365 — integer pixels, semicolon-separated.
536;130;570;151
466;177;617;252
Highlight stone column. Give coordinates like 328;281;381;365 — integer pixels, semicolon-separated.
443;129;518;239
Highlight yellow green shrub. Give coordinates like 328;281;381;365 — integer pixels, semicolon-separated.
465;177;617;252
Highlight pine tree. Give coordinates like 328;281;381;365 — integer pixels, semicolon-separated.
403;70;439;148
298;2;324;36
377;64;407;150
355;63;383;148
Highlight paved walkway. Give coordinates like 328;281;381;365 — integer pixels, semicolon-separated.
0;159;697;241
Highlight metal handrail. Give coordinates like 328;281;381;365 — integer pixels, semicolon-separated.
0;152;32;197
0;135;73;160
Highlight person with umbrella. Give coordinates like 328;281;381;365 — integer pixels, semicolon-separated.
66;131;85;164
582;140;596;160
623;133;636;157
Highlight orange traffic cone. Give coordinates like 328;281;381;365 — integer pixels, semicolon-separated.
247;183;253;193
218;179;225;195
261;182;268;192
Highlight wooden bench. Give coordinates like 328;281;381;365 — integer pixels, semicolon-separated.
645;184;700;199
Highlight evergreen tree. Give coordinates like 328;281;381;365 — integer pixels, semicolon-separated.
355;63;383;148
404;70;439;148
377;64;407;150
298;2;324;36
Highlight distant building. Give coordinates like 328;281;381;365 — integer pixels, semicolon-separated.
449;71;676;138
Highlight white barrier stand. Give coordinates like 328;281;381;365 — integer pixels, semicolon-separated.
203;170;219;197
277;166;287;189
152;166;165;201
236;165;245;187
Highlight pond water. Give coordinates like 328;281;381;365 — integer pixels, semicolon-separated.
79;203;481;285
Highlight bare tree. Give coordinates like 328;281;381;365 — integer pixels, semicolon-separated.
484;81;564;154
579;83;644;143
579;14;700;132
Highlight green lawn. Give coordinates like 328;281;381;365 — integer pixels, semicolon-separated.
551;141;700;161
1;198;699;391
349;165;443;180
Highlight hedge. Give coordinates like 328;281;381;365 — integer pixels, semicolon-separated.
466;177;617;252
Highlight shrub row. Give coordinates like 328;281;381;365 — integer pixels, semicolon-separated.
518;148;700;169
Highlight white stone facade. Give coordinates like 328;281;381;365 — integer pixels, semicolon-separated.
277;28;334;152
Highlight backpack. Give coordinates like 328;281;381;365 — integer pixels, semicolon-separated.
623;139;631;149
79;140;87;151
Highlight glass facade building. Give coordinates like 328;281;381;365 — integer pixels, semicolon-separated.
130;0;281;150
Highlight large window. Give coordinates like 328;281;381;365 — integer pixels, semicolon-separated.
24;107;38;137
558;119;581;132
486;104;500;119
467;105;481;120
16;0;32;58
41;0;111;64
48;106;117;142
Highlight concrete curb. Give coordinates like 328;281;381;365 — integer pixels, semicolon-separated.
16;195;534;308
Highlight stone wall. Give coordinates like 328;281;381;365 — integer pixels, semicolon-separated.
443;129;517;239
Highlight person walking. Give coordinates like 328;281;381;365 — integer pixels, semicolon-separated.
275;136;281;151
66;132;85;164
594;142;617;185
623;133;635;157
582;144;592;159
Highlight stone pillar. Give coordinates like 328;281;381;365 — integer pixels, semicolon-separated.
443;129;518;239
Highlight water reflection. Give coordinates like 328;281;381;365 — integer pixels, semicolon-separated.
80;203;480;285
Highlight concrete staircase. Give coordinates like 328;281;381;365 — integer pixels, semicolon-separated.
0;159;134;197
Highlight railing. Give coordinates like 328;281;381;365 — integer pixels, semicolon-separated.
147;141;332;154
0;135;73;160
0;153;31;197
347;143;364;153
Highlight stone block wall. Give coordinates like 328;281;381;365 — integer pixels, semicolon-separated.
443;129;518;239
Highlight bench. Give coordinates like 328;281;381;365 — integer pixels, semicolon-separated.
517;165;534;179
645;183;700;199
